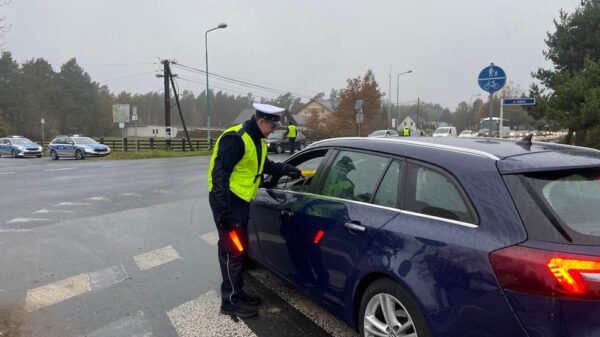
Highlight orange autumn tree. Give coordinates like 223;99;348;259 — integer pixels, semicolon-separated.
327;70;384;137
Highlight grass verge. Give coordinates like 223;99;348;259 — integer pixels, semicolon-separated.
97;150;211;160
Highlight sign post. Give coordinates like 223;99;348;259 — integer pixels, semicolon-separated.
355;99;364;137
113;104;131;152
478;63;506;136
41;118;45;149
132;106;138;151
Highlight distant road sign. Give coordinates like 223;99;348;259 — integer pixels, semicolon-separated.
502;98;536;106
112;104;130;123
478;64;506;93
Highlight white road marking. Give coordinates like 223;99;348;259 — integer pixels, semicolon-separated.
45;167;77;172
33;208;74;214
0;229;33;233
200;230;219;246
167;290;257;337
152;189;170;194
100;164;128;168
0;171;15;175
250;269;358;337
121;192;141;197
6;217;50;224
24;264;130;313
55;202;92;207
86;196;111;201
133;245;181;271
24;273;91;312
83;311;153;337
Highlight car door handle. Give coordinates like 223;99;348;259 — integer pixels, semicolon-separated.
281;209;294;217
345;222;366;232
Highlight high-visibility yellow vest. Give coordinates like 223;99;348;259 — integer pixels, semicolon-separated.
287;125;297;138
403;128;411;136
207;124;267;202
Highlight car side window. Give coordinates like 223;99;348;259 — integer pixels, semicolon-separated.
373;160;402;208
405;163;475;223
270;149;329;192
320;151;390;202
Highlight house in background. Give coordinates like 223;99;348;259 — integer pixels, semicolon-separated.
399;112;419;132
293;99;338;129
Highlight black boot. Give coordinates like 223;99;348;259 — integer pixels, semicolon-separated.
220;305;259;318
241;291;263;306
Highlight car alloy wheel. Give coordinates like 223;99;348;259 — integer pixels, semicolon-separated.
11;150;18;158
75;149;85;160
276;144;283;154
50;150;59;160
359;279;429;337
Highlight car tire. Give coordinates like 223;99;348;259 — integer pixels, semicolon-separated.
276;144;283;154
359;278;430;337
299;143;305;151
75;149;85;160
11;150;18;158
50;150;59;160
36;155;42;158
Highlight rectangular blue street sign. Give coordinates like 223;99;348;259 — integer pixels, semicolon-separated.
502;98;536;106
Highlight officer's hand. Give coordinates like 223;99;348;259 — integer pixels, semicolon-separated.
286;165;302;179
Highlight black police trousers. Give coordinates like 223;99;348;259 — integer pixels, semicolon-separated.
208;192;250;310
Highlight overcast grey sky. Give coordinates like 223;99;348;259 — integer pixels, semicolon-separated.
3;0;581;110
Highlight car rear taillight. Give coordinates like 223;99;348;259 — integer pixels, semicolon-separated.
490;245;600;299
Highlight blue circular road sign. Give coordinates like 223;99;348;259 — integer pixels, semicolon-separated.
478;64;506;93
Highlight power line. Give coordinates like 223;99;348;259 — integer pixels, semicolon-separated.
176;76;282;101
172;62;314;100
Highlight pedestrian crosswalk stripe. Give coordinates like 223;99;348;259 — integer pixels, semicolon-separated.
25;273;91;312
167;290;257;337
82;310;153;337
200;230;219;246
133;245;181;271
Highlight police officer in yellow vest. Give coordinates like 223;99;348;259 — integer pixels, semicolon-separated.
285;121;297;154
402;128;411;137
208;103;301;318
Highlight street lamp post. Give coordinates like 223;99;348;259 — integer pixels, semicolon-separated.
469;93;481;131
205;23;227;150
396;70;413;129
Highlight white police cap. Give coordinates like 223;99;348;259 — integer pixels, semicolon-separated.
253;103;285;122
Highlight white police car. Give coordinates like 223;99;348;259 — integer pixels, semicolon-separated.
0;136;43;158
48;135;111;160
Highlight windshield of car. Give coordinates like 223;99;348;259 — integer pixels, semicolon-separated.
369;130;387;137
72;137;97;144
435;127;450;134
524;169;600;237
10;138;34;144
267;131;285;140
461;130;472;135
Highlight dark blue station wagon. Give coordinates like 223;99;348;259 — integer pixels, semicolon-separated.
247;137;600;337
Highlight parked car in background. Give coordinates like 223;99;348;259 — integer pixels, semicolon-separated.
458;129;476;137
432;126;457;137
0;136;43;158
368;129;399;137
48;135;111;160
266;129;306;154
249;136;600;337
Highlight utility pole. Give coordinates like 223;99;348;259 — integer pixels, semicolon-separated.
156;60;172;149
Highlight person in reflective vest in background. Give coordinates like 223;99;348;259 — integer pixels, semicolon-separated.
402;128;411;137
286;121;297;154
207;103;302;318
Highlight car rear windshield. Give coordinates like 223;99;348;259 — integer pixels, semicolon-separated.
73;137;97;144
505;169;600;244
435;128;450;133
267;131;285;139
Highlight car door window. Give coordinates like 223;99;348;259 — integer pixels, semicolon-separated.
373;160;402;208
269;149;329;192
405;163;476;223
320;151;390;202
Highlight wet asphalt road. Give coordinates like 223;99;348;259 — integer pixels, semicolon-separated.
0;154;358;337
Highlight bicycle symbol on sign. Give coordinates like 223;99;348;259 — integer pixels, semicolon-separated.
483;81;500;91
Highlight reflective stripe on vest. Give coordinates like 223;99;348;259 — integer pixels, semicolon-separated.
207;124;267;202
288;125;297;138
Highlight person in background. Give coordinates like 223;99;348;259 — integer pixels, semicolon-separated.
286;121;297;154
207;103;302;318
